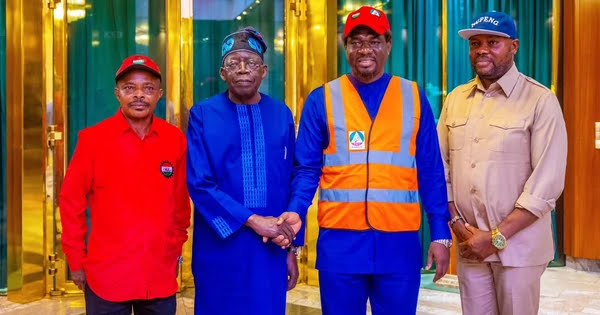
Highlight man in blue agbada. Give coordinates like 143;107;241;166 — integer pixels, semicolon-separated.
186;27;304;315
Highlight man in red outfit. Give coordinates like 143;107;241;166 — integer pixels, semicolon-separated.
59;54;191;315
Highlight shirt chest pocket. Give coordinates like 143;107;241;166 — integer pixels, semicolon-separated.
487;117;529;153
266;134;289;162
445;116;469;151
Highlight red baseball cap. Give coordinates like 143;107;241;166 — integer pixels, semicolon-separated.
344;6;390;38
115;54;161;82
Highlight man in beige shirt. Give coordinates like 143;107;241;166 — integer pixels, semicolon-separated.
438;11;567;315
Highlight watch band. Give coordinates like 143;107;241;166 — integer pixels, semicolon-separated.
449;215;464;226
433;239;453;248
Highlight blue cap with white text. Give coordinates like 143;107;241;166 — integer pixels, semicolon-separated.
458;11;517;40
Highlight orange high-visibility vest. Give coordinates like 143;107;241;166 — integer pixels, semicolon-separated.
318;75;422;232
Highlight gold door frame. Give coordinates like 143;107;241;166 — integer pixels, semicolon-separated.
285;0;338;286
165;0;195;290
6;0;51;302
49;0;78;295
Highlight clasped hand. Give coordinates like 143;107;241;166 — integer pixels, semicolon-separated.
457;223;498;261
246;212;302;248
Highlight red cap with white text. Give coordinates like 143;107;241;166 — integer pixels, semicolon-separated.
115;54;161;82
344;6;390;38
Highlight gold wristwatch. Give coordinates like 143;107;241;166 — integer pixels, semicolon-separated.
491;227;507;250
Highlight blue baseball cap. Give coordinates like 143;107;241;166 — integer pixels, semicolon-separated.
458;11;517;40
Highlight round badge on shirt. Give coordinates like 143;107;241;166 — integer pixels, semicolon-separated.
160;160;174;178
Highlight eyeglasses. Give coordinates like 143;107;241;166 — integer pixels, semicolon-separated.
118;84;158;96
347;39;384;50
223;58;263;72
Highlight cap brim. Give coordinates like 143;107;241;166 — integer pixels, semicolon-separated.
345;23;387;38
458;28;512;40
116;65;161;81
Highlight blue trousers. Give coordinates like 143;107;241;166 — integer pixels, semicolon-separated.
85;285;176;315
319;271;420;315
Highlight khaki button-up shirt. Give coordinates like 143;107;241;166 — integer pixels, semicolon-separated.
437;64;567;267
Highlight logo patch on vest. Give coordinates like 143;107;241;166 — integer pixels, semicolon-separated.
160;160;174;178
348;131;366;150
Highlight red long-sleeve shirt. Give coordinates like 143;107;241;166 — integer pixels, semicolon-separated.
59;110;191;301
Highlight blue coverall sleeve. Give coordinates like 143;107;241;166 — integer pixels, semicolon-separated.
288;88;327;227
283;108;306;246
416;88;452;241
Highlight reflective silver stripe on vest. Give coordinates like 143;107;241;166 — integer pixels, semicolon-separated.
328;78;349;156
322;150;416;168
399;78;415;157
323;76;417;168
319;188;419;203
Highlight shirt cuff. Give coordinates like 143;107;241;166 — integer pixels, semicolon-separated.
237;207;255;226
213;212;250;240
289;209;306;247
429;217;452;241
515;191;556;218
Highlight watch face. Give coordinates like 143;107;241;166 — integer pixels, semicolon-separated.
492;235;507;249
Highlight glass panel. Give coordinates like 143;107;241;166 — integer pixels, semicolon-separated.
192;0;284;104
66;0;167;157
0;0;6;293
